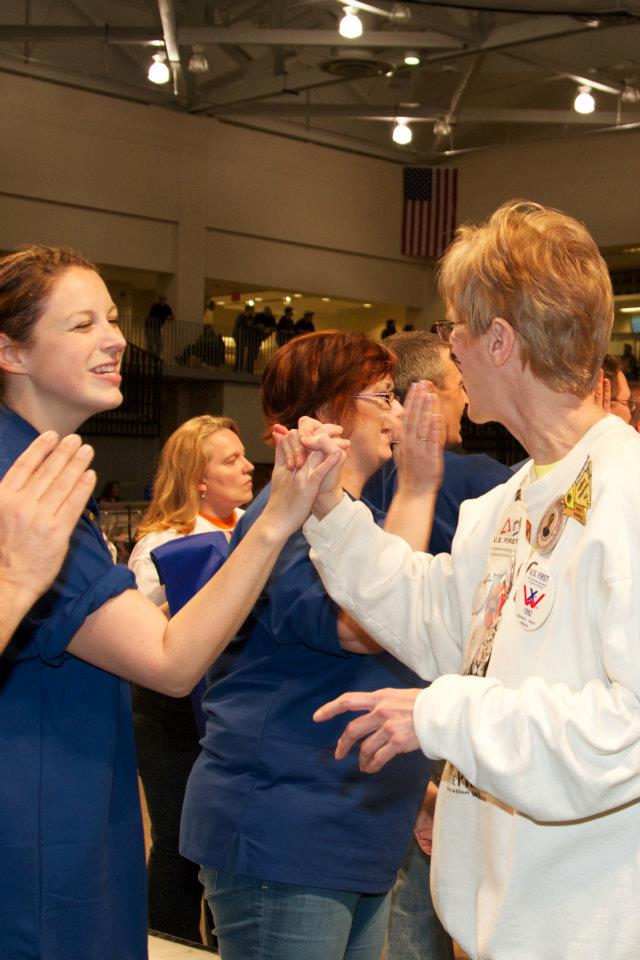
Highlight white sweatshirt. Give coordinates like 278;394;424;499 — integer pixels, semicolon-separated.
304;415;640;960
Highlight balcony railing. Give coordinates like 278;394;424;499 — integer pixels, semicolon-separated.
119;317;282;379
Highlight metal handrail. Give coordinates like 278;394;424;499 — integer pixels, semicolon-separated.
119;316;281;377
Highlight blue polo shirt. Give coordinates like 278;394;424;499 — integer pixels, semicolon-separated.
180;485;432;894
0;405;146;960
362;449;512;553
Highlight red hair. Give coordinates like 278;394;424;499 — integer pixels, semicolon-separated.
261;330;395;440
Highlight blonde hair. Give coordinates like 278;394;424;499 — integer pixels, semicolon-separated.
438;200;613;396
136;415;240;538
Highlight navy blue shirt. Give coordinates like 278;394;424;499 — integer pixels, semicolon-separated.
181;486;432;894
0;406;146;960
362;450;512;553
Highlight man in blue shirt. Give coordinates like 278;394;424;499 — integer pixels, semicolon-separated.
363;331;511;960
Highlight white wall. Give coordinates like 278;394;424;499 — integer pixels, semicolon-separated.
454;131;640;246
0;72;428;323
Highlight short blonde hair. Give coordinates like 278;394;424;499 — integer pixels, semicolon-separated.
136;415;240;538
438;200;613;396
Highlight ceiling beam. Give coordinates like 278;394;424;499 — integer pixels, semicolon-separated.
208;101;639;126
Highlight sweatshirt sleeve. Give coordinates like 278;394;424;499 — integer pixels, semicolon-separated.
304;495;464;680
414;571;640;823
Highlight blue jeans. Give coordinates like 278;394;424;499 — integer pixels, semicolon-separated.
199;865;391;960
384;836;453;960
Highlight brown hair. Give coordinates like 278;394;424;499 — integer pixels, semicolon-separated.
438;200;613;396
261;331;395;440
136;415;241;538
0;245;96;395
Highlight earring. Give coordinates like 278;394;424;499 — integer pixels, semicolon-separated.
197;482;207;500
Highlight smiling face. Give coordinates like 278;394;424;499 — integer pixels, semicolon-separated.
200;428;254;517
4;266;126;433
347;376;403;479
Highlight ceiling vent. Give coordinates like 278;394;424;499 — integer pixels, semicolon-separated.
320;49;394;80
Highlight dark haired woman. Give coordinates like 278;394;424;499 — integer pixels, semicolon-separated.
0;246;340;960
181;331;433;960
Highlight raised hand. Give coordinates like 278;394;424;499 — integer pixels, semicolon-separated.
0;432;96;649
395;380;444;497
594;369;611;413
313;687;423;773
262;431;347;537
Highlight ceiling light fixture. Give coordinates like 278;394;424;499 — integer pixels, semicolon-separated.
188;45;209;74
392;118;412;145
339;6;363;40
621;82;640;104
148;51;170;85
573;84;595;114
404;51;420;67
390;3;411;21
433;116;452;136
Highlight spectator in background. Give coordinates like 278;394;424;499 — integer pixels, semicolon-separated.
622;342;638;381
202;297;217;328
276;305;296;347
99;480;122;503
381;318;397;340
129;415;253;944
145;294;174;357
233;303;258;373
603;353;635;425
403;323;416;332
257;305;276;341
295;310;316;335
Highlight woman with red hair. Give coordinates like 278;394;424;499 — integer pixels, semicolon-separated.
180;331;434;960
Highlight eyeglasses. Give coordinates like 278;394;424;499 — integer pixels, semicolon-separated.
611;397;638;414
435;320;465;343
355;392;395;409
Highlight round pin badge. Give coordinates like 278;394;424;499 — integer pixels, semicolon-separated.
514;561;555;631
535;498;567;556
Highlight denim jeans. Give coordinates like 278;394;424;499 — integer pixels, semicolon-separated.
384;836;454;960
199;865;391;960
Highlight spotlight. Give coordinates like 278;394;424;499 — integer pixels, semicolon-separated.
573;85;595;114
148;51;170;85
339;6;363;40
621;83;640;104
433;117;452;136
390;3;411;21
188;46;209;74
392;119;412;145
404;51;420;67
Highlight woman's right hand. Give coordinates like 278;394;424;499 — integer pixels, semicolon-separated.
261;429;348;537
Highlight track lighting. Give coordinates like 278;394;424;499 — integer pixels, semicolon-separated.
339;6;363;40
392;119;412;145
188;46;209;74
148;51;170;85
573;85;595;114
433;117;452;136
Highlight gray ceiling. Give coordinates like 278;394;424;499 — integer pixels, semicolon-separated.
1;0;640;162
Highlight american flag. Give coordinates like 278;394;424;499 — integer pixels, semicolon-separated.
402;167;458;259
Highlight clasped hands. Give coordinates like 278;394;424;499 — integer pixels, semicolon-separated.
273;379;444;521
